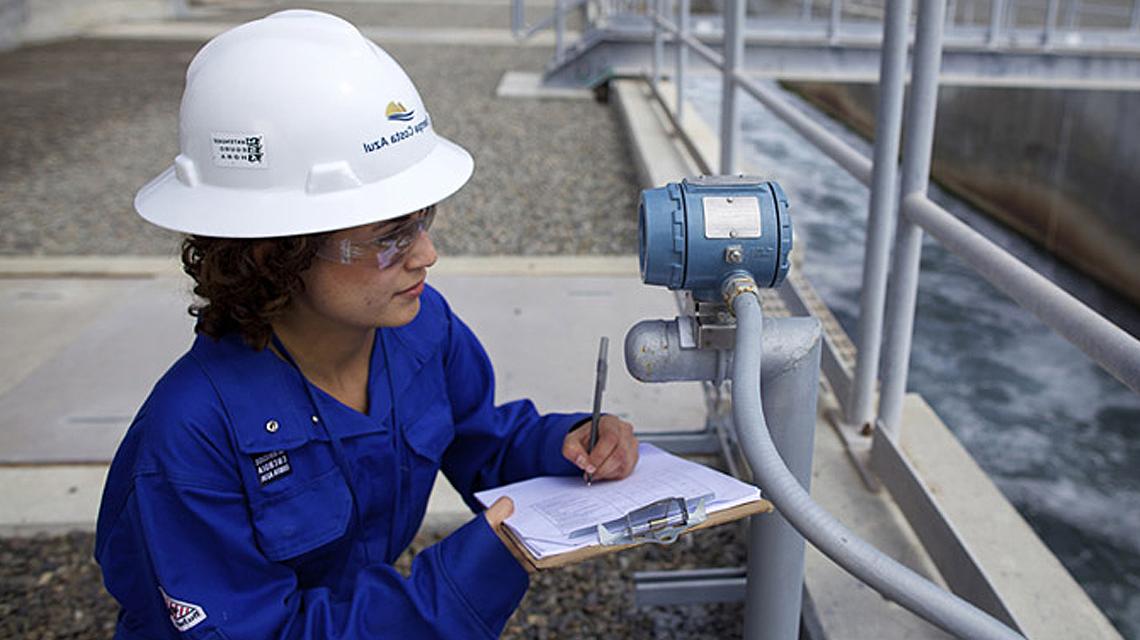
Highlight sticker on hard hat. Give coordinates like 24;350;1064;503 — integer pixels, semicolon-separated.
211;133;268;169
362;116;431;155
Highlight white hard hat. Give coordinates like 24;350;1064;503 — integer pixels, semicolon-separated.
134;10;473;238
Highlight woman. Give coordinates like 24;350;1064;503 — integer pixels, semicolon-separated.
95;10;639;639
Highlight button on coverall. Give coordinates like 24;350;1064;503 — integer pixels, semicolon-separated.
95;285;588;639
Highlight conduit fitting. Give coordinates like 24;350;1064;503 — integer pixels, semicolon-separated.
721;275;760;311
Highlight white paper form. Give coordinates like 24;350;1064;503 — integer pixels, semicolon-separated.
475;443;761;560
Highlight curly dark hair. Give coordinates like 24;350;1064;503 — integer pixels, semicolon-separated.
180;233;328;349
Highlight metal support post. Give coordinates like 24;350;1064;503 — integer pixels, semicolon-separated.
676;0;691;120
946;0;957;26
740;318;821;640
555;0;566;62
801;0;813;20
512;0;523;36
720;0;745;174
847;0;912;430
653;0;664;89
1132;0;1140;31
828;0;842;42
1042;0;1060;46
624;316;821;635
987;0;1006;47
1064;0;1081;28
878;0;947;437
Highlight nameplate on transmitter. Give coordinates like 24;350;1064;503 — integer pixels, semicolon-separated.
703;196;761;239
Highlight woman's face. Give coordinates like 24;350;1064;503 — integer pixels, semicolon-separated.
291;217;439;331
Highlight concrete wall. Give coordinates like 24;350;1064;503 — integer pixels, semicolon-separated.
786;81;1140;306
0;0;170;51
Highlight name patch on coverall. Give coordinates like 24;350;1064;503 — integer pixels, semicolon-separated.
252;450;292;486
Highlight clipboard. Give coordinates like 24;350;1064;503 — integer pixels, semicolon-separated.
495;497;773;572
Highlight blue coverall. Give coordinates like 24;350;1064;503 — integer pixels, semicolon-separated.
95;285;588;639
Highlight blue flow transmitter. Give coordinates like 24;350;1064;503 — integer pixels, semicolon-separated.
639;175;793;300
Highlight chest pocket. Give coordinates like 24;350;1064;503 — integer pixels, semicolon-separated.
401;399;453;464
233;421;354;563
249;466;353;562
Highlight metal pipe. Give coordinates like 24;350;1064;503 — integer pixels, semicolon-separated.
1042;0;1061;46
720;0;745;174
847;0;912;429
1132;0;1140;31
828;0;842;42
729;285;1025;640
555;0;566;61
512;0;523;36
733;73;873;184
1064;0;1081;28
676;0;691;120
902;194;1140;395
987;0;1006;47
878;0;947;436
653;0;664;89
678;30;726;67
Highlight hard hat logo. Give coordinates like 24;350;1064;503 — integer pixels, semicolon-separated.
386;101;415;122
210;133;267;169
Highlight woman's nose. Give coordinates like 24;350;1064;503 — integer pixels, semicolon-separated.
405;229;438;270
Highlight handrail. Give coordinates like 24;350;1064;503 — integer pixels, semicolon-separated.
642;0;1140;431
902;193;1140;395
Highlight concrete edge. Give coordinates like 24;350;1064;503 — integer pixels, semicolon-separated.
899;394;1123;639
496;71;595;100
83;21;577;48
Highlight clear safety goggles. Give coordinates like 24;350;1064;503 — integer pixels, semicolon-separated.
316;206;436;269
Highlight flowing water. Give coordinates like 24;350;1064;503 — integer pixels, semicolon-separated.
686;74;1140;638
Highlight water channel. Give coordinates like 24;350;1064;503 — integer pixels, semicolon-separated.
685;73;1140;637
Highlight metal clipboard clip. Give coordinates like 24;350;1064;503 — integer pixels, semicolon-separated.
572;493;712;546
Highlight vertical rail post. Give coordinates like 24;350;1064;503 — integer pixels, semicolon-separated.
1132;0;1140;31
676;0;691;120
1042;0;1060;45
878;0;947;437
987;0;1006;47
1063;0;1081;28
652;0;663;89
847;0;913;429
720;0;745;174
946;0;958;27
512;0;522;36
802;0;813;20
555;0;566;61
828;0;842;42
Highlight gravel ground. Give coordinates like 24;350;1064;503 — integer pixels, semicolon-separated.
0;37;639;256
1;525;747;639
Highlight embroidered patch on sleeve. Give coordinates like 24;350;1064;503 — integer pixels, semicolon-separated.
252;450;292;486
159;586;207;632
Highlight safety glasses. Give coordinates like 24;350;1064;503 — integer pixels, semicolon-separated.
317;206;436;269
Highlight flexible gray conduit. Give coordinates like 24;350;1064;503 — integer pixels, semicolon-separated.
730;288;1024;640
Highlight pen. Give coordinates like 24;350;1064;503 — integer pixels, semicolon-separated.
586;336;609;485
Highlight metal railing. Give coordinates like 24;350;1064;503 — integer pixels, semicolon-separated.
629;0;1140;432
511;0;1140;634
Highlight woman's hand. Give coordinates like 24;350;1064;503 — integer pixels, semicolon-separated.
562;415;640;482
484;497;536;573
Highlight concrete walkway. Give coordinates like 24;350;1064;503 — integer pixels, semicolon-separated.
0;256;706;532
